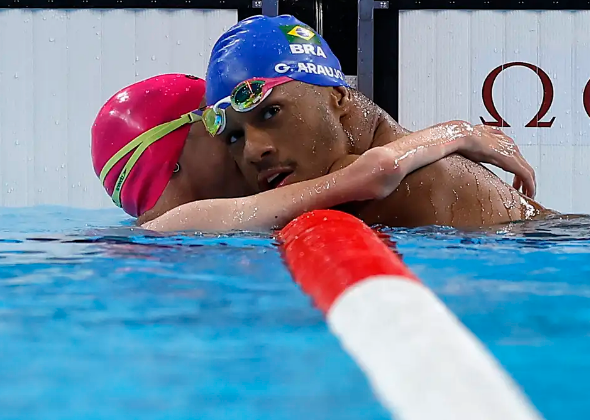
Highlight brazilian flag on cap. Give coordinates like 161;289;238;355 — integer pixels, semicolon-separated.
279;24;321;45
206;14;348;106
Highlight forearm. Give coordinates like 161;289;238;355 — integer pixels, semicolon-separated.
142;167;358;233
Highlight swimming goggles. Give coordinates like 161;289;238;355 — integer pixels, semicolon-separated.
99;111;201;208
199;76;292;137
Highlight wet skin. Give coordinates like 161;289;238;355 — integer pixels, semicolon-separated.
220;81;554;229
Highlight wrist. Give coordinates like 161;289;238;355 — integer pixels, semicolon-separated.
441;120;473;153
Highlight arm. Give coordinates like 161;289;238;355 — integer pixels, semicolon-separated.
373;120;536;198
144;122;479;233
144;121;539;233
334;122;546;228
141;150;393;233
332;120;529;196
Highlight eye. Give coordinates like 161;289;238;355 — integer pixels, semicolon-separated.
262;105;280;121
227;130;244;145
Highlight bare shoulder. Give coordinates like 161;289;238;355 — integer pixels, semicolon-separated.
352;153;549;228
343;99;551;228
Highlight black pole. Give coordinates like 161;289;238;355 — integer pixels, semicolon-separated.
261;0;279;16
373;2;398;120
357;0;375;100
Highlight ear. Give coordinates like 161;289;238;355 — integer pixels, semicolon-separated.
328;86;352;117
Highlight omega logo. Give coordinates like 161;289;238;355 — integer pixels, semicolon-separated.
480;61;590;128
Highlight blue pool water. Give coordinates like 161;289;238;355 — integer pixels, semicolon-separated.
0;207;589;420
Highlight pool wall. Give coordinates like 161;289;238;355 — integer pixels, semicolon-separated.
0;8;236;209
398;10;590;215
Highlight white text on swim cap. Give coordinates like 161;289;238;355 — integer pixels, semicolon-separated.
289;44;327;58
275;63;291;74
297;62;345;80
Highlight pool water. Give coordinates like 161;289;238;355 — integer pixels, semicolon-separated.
0;207;589;420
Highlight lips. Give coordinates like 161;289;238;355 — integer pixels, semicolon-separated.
258;167;295;190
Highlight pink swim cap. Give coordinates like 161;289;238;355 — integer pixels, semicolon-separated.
91;74;206;217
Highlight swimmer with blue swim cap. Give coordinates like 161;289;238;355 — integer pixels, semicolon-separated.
202;15;348;138
203;15;555;228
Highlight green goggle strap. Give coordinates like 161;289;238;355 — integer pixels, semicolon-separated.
99;112;199;208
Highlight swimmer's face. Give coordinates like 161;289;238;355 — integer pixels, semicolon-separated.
143;123;253;222
220;81;351;192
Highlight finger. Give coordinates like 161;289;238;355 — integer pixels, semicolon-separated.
501;136;536;198
512;176;522;192
487;131;536;198
500;153;535;198
520;154;536;198
519;159;536;199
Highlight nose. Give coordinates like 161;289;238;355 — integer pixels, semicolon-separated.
242;126;277;166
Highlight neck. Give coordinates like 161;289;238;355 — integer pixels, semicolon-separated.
341;90;387;154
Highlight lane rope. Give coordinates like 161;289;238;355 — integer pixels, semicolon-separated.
278;209;544;420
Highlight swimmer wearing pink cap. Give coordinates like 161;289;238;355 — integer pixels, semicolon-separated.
91;73;544;232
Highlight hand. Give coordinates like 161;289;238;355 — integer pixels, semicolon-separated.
459;124;536;198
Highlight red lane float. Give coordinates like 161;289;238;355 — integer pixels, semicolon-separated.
278;210;543;420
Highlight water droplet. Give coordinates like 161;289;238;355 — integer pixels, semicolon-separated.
60;163;65;168
49;37;55;42
14;140;19;145
135;56;140;62
95;56;100;60
55;120;59;125
176;40;181;45
13;73;18;79
44;167;48;172
151;55;156;61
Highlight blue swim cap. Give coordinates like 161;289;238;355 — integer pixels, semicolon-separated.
206;14;349;105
